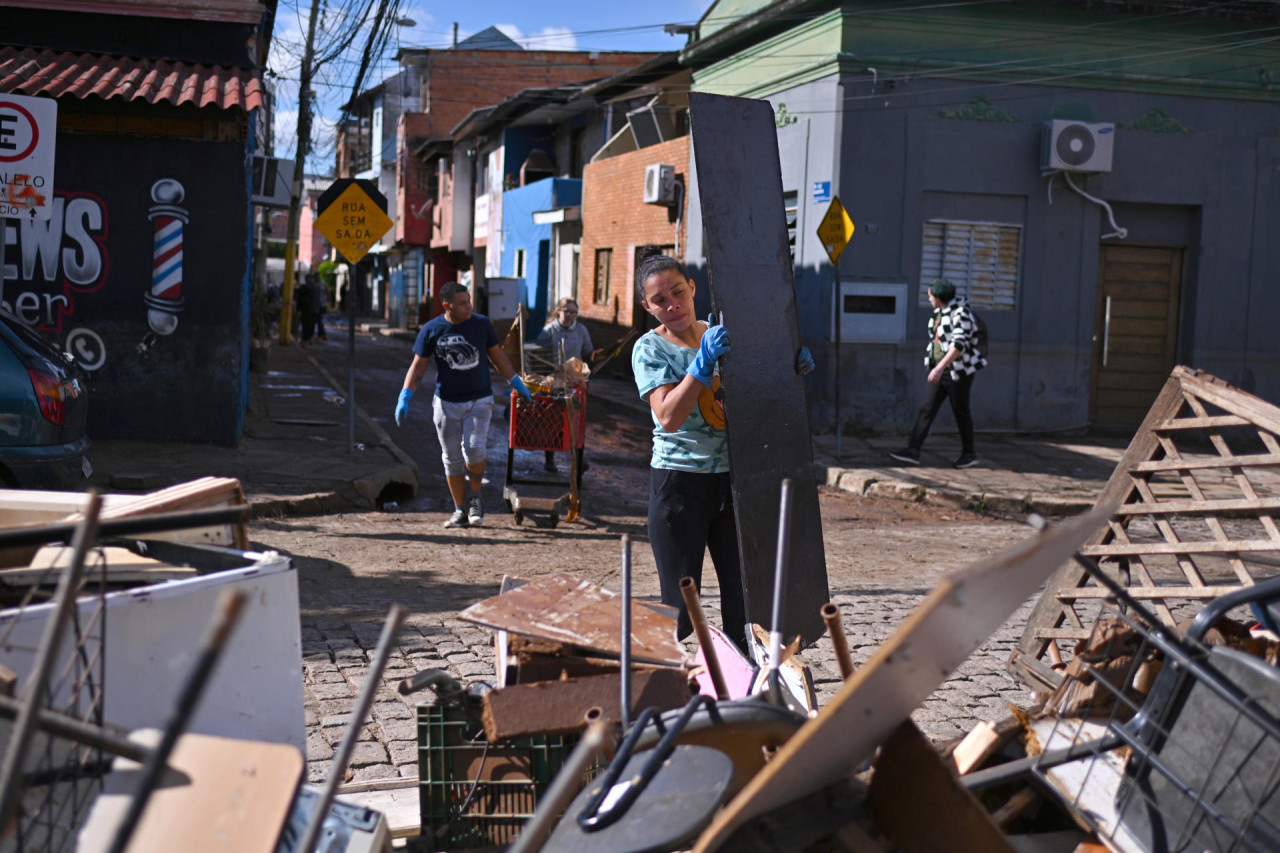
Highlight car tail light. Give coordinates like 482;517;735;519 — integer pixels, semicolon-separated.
27;368;65;425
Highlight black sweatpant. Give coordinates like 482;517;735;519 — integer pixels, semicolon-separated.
647;467;748;650
907;371;975;454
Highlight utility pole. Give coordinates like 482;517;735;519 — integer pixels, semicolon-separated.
279;0;321;345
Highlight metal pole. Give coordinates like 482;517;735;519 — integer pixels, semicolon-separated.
279;0;322;345
298;604;406;853
0;695;151;764
833;268;841;459
680;578;728;700
0;492;103;829
106;590;248;853
821;603;854;680
768;479;794;704
620;534;632;730
348;259;357;454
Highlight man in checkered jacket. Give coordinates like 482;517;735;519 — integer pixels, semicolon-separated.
889;278;987;469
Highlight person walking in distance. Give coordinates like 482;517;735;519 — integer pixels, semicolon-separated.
888;278;986;469
395;281;533;527
533;297;596;472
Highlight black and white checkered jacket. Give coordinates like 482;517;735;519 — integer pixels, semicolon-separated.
924;297;988;379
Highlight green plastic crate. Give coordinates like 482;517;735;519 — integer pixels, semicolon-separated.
417;701;582;849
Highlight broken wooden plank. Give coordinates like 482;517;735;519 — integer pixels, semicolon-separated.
481;669;691;741
689;91;830;645
867;721;1015;853
0;545;196;587
0;664;14;698
77;731;304;852
459;573;685;667
691;503;1114;852
93;477;250;550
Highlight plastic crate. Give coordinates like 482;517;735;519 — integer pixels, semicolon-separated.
417;701;582;849
508;386;586;452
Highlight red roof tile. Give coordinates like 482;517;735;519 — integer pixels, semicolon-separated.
0;48;264;111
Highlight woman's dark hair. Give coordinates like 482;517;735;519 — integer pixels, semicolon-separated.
634;246;687;301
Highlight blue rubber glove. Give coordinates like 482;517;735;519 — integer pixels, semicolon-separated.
394;388;413;426
509;375;533;403
687;313;730;388
795;346;814;376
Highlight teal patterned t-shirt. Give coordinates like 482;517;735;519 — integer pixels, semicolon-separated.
631;330;728;473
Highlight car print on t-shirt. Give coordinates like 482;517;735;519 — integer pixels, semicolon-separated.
437;333;480;371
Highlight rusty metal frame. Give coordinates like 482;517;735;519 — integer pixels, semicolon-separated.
1009;366;1280;693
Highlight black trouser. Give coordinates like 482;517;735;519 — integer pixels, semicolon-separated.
300;310;323;342
647;468;747;650
907;371;975;455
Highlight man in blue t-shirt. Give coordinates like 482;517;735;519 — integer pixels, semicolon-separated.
394;281;532;528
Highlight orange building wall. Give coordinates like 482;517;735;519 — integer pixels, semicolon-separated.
578;136;690;335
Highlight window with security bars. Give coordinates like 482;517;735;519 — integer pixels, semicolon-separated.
919;220;1021;311
594;248;612;304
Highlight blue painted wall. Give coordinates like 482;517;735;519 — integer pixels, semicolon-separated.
500;177;582;332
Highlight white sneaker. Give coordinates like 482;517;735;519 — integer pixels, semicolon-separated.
444;508;469;528
467;496;484;526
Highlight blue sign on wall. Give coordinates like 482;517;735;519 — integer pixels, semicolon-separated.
812;180;831;204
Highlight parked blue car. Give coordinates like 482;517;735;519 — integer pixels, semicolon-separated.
0;311;90;489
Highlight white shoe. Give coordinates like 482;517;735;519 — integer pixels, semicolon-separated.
467;497;484;527
444;508;469;528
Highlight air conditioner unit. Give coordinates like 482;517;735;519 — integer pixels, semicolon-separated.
1041;120;1115;173
644;164;676;205
250;154;294;207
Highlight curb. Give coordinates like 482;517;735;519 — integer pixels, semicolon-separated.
249;491;350;519
818;464;1098;518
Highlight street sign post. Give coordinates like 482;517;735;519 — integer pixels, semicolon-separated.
0;94;57;222
313;179;393;264
313;178;394;453
817;196;854;265
817;196;855;458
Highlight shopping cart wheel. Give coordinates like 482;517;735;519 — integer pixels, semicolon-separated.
549;513;559;529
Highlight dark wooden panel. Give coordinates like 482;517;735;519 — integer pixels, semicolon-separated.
1101;353;1168;373
1101;282;1171;300
1103;245;1176;264
1109;301;1171;320
689;92;829;645
1102;262;1177;284
1107;335;1170;355
1097;370;1167;390
1108;317;1170;338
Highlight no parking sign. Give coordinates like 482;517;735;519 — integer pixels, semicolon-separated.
0;93;56;221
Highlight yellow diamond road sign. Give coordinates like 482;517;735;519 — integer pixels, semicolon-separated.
816;196;855;265
314;179;393;264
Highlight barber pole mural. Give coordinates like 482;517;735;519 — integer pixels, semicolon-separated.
139;178;188;351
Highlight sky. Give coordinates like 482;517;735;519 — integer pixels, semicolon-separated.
268;1;715;173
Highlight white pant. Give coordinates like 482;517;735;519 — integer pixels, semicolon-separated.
432;395;494;476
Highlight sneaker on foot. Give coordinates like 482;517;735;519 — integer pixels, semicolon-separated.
887;448;920;465
444;508;469;528
953;454;979;469
467;496;484;526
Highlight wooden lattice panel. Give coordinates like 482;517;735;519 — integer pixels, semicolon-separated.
1009;366;1280;693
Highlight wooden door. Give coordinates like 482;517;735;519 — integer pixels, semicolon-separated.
1090;244;1183;427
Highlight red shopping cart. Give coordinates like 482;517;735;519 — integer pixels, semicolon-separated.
503;385;586;527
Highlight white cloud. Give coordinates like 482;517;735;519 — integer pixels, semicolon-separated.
495;23;579;51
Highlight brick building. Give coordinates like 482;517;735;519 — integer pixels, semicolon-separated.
578;136;690;355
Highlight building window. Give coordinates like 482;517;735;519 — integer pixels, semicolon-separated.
515;248;527;278
783;190;799;263
594;249;612;304
919;219;1021;311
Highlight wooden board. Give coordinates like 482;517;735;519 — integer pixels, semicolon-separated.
458;573;685;666
1011;366;1280;693
78;731;304;852
691;503;1115;852
689;91;829;645
0;544;195;587
867;721;1014;853
481;669;691;740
